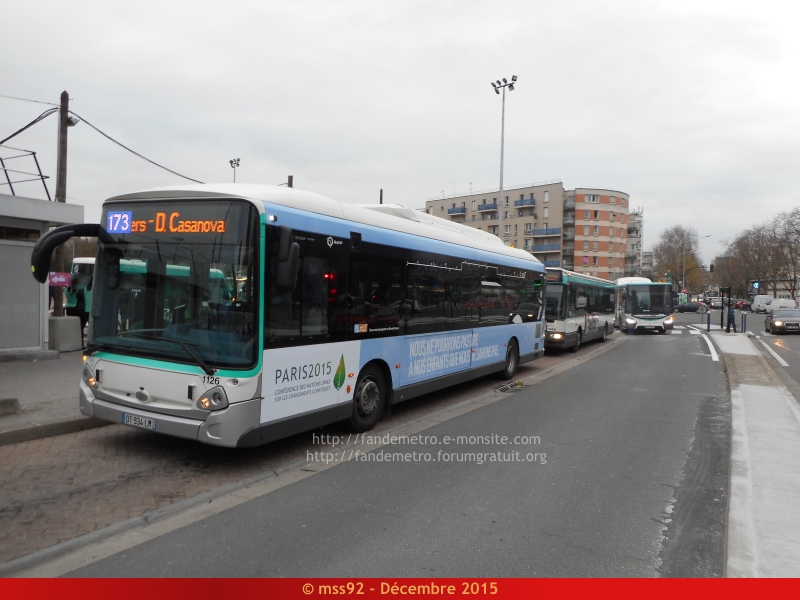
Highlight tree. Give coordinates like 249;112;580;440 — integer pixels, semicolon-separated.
652;226;702;291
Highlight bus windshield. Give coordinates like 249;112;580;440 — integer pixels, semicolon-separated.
89;199;260;370
545;285;565;321
625;285;672;316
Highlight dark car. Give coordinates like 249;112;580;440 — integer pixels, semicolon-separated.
509;302;541;323
675;301;708;313
765;309;800;334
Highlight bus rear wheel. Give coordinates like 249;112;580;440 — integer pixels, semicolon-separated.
498;340;519;380
347;365;386;432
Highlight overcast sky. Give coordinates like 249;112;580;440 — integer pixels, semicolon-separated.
2;0;798;264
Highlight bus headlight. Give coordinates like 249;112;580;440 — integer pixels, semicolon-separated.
197;386;229;411
82;365;98;389
552;333;563;340
625;318;636;325
664;316;674;325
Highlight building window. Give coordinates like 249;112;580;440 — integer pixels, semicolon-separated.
584;210;590;220
610;213;615;221
520;194;524;200
593;226;598;236
504;211;508;218
594;210;599;220
610;196;616;205
472;200;476;210
586;194;599;203
544;191;550;203
505;225;511;234
592;256;598;267
461;202;465;208
525;224;532;233
583;256;589;266
530;193;535;200
471;215;476;221
593;241;598;252
542;222;548;229
583;241;589;251
440;206;444;212
514;224;518;233
505;196;509;207
583;225;589;236
543;207;549;218
621;198;625;207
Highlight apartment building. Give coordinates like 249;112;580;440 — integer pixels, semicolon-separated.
424;182;631;281
625;209;643;277
424;181;566;268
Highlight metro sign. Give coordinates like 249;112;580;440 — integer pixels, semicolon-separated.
48;272;72;286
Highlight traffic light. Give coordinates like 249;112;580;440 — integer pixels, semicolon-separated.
709;264;714;272
683;288;687;293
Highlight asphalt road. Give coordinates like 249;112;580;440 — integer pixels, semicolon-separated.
753;314;800;389
70;324;729;577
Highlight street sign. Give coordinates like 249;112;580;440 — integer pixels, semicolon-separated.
753;282;759;289
47;272;72;286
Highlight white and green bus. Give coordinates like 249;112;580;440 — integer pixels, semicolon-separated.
615;277;674;334
31;184;546;448
543;268;616;352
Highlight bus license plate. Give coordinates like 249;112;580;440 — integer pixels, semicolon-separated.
122;413;157;431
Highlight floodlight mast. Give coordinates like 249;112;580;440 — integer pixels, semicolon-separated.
490;75;517;245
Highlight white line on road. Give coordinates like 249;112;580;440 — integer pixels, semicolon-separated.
701;334;719;361
757;339;789;367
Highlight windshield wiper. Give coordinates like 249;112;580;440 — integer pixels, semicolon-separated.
119;330;216;375
85;340;132;355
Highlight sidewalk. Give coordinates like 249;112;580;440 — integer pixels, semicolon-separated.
708;331;800;577
0;351;108;445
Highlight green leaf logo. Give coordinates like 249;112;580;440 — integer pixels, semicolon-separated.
333;355;346;390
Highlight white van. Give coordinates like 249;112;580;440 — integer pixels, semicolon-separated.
751;295;774;313
765;298;797;311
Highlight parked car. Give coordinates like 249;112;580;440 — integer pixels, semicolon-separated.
675;301;708;313
765;298;797;310
765;309;800;334
741;299;752;311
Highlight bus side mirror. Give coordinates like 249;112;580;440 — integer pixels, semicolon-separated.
30;223;101;283
274;226;299;292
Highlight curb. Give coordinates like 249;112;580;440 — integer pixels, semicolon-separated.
0;417;111;447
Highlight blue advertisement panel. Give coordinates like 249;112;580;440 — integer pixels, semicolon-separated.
401;331;475;386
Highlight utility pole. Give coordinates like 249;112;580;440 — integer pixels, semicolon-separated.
490;76;517;245
380;189;383;204
53;90;70;316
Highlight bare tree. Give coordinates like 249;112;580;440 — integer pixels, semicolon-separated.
652;226;702;291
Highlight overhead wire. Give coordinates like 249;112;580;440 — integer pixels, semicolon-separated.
1;94;204;184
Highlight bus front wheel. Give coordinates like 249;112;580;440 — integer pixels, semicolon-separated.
348;365;386;432
570;330;582;353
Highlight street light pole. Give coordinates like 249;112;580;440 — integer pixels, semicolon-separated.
491;76;517;245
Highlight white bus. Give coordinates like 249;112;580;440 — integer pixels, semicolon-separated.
543;268;616;352
31;184;546;447
615;277;674;333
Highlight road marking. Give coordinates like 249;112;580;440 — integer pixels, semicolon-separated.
675;326;686;330
671;330;683;334
690;329;701;335
757;339;789;367
701;334;719;361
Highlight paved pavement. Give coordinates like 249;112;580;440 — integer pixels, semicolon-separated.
3;314;800;577
0;337;621;571
0;351;107;446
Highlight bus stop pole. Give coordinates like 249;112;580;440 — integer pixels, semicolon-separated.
707;310;711;332
742;312;746;334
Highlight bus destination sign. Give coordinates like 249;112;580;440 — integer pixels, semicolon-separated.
106;210;227;235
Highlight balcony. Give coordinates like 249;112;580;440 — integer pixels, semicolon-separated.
447;207;466;215
563;228;574;240
543;260;561;267
533;244;561;253
564;198;575;209
533;227;562;236
514;198;535;207
477;203;498;212
563;216;575;225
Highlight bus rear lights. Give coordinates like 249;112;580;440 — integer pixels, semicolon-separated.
197;386;228;411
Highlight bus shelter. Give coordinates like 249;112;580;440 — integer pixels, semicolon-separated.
0;193;84;359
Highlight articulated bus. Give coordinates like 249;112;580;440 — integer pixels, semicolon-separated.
543;268;615;351
615;277;674;333
31;185;546;447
